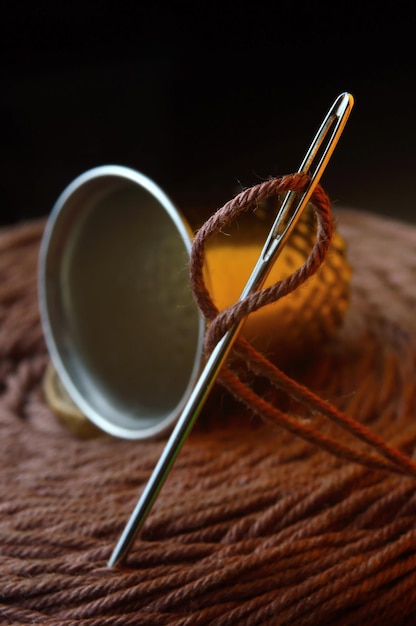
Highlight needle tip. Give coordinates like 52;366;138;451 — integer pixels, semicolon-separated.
107;544;124;568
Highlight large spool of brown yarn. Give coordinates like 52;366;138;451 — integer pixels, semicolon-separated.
1;207;416;625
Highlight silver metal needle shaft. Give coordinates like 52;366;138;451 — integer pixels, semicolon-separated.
108;91;354;567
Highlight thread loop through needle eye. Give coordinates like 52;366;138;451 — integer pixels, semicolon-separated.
262;92;353;263
107;92;354;567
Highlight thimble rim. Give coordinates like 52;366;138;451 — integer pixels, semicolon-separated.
38;165;205;439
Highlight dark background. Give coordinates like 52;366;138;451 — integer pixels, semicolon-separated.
1;2;415;226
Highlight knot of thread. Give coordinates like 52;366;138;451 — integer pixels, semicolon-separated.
189;174;416;479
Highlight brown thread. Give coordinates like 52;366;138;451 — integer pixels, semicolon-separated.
189;174;416;478
190;174;332;349
1;212;416;624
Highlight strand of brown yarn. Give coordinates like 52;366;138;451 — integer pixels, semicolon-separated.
190;172;416;478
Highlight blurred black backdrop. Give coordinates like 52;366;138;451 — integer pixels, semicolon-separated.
1;2;415;225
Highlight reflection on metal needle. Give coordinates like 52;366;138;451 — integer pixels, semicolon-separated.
108;91;354;567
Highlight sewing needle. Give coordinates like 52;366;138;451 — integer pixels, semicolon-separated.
108;91;354;567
